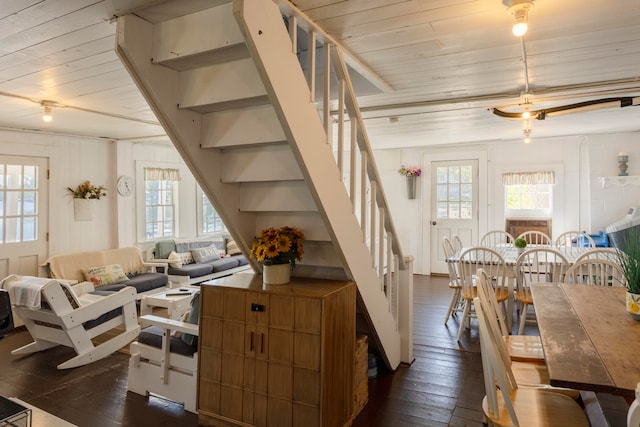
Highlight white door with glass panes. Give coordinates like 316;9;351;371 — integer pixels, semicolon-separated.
430;160;478;274
0;156;48;278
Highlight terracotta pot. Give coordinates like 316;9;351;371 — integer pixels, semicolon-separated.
263;263;291;285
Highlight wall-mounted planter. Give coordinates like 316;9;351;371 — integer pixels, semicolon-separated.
406;175;417;199
74;198;95;221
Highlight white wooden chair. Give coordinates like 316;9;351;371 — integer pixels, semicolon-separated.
475;268;544;363
128;291;200;413
564;258;627;287
515;248;569;334
452;234;463;252
476;297;589;427
457;247;509;341
2;275;139;369
443;236;464;324
574;247;620;263
555;231;595;248
480;230;515;246
628;383;640;427
517;230;552;246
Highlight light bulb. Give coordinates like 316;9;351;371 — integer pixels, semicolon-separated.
522;110;531;119
42;106;53;122
512;21;528;37
523;129;532;143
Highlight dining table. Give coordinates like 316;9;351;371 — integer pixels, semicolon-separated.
446;245;594;331
530;282;640;398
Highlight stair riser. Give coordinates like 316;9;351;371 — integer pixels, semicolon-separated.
221;144;302;183
152;2;245;69
178;58;266;110
201;105;287;148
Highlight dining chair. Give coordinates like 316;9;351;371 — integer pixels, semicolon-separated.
476;268;544;362
443;236;464;324
555;231;596;249
456;247;509;342
515;248;569;334
476;297;590;427
480;230;515;246
452;234;463;252
517;230;552;246
574;247;620;263
564;258;628;287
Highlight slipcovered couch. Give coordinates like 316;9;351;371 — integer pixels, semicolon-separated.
44;247;170;299
149;237;251;285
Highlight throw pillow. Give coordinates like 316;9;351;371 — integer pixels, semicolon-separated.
181;292;200;346
173;252;194;266
191;244;220;264
82;264;129;287
226;238;242;256
155;240;176;259
168;251;183;268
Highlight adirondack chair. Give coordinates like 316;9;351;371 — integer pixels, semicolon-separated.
2;275;139;369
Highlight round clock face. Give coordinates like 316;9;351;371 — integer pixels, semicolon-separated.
117;175;134;197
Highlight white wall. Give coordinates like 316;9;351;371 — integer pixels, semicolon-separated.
586;133;640;231
2;126;637;274
375;131;640;275
0;128;116;255
0;129;202;261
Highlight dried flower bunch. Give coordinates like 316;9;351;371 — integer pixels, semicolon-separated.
250;226;305;268
398;165;422;177
67;180;107;199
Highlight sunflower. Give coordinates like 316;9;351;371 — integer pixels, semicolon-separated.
250;226;305;267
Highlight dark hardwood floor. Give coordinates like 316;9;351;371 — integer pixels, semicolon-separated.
0;275;629;426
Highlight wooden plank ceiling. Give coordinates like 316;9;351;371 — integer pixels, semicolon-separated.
0;0;638;149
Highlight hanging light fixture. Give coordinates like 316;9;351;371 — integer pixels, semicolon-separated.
523;128;532;143
41;100;55;122
506;0;534;37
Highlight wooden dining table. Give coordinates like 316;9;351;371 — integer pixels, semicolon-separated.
530;282;640;398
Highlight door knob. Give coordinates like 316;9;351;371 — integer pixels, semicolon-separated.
431;221;437;225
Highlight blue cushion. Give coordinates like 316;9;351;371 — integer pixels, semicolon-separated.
123;273;168;293
138;325;197;357
155;240;176;259
167;263;214;277
181;292;200;346
211;257;240;273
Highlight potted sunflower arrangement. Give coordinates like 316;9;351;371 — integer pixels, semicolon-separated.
250;226;305;284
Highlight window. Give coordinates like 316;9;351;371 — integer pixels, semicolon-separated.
506;184;552;210
0;164;39;243
200;191;224;234
503;171;554;216
435;165;473;219
144;167;181;240
145;180;175;239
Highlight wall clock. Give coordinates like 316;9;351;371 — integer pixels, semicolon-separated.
117;175;134;197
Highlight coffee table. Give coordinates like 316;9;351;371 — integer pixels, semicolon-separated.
0;395;31;426
139;286;199;320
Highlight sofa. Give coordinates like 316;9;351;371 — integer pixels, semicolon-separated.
148;237;251;285
44;247;170;299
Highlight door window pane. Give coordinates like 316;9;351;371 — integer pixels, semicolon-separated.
436;165;474;220
0;164;39;243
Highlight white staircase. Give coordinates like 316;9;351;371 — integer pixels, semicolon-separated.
116;0;413;369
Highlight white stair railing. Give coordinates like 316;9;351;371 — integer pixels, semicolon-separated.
277;1;409;326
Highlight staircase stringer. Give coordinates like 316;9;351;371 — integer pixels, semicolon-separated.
235;0;402;368
115;13;260;270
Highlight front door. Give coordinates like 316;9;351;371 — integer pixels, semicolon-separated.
0;155;49;278
430;160;478;274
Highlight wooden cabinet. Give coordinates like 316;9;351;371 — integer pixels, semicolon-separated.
197;274;356;427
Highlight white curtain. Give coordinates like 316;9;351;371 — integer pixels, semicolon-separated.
502;171;555;185
144;167;182;181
